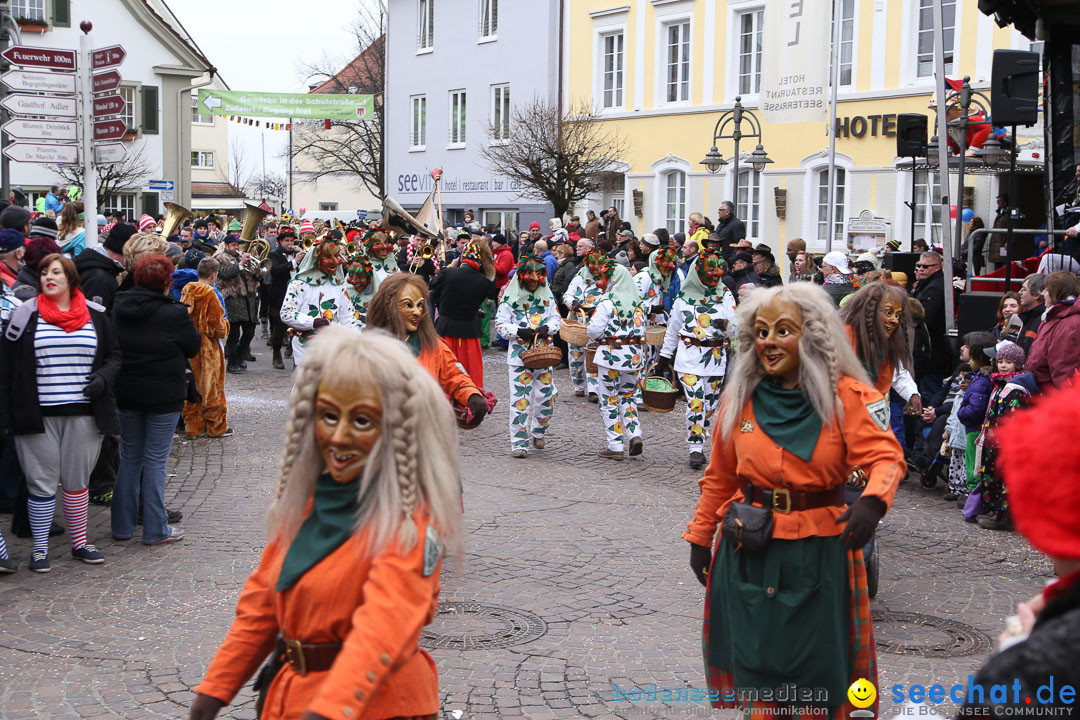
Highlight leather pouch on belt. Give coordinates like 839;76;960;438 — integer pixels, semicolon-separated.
721;501;774;552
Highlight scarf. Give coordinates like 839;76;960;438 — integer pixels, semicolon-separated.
501;254;555;311
405;332;422;357
277;474;362;591
647;245;678;296
38;288;91;332
677;253;726;306
597;260;644;323
824;272;851;286
294;240;345;286
752;379;823;462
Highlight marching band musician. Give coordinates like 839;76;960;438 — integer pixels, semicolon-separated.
266;227;298;370
215;235;263;376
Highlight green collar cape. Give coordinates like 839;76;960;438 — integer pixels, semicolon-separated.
598;262;644;322
647;249;675;295
502;269;555;312
677;256;727;306
294;242;345;286
752;379;823;462
277;473;366;591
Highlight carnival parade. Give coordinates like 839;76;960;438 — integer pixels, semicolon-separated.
0;0;1078;718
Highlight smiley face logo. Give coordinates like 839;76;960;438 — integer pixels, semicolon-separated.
847;678;876;709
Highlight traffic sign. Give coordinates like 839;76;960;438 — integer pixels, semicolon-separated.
93;119;127;141
3;142;78;164
0;93;77;118
91;70;122;93
1;69;76;94
148;180;175;191
2;118;78;141
160;189;175;202
91;45;126;70
94;143;127;165
92;94;126;118
1;46;77;72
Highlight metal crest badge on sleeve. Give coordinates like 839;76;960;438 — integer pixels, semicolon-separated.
423;525;444;577
866;398;890;431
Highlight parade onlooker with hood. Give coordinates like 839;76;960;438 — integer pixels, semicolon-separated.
1026;270;1080;390
75;223;135;310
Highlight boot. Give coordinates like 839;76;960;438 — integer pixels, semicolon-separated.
272;349;285;370
977;510;1013;531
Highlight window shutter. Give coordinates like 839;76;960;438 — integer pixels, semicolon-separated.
142;192;160;217
141;85;159;134
52;0;71;27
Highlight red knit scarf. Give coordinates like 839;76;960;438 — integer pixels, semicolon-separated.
38;289;91;332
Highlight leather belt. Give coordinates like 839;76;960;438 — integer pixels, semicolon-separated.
681;337;727;348
742;483;845;515
280;636;342;676
286;328;316;340
598;336;644;347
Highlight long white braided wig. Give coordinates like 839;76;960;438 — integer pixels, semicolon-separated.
266;327;462;558
719;283;872;439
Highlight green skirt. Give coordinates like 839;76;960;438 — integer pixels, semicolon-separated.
707;536;850;709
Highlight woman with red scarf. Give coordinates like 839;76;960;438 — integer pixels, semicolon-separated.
0;254;120;573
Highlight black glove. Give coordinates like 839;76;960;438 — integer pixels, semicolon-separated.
689;543;712;587
517;327;537;342
535;325;550;339
312;317;330;330
654;355;673;375
467;394;488;422
570;300;582;312
83;373;107;400
188;694;225;720
712;317;729;331
838;495;886;549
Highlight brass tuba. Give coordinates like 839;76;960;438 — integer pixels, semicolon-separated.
238;203;270;260
160;202;191;238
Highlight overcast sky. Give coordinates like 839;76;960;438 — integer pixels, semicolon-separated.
165;0;378;185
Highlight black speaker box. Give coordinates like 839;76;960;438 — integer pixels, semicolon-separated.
883;252;920;284
896;114;928;157
991;49;1040;127
958;292;1004;340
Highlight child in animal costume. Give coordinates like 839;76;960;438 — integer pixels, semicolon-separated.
496;254;561;458
562;248;606;398
189;328;462;720
181;259;231;438
655;249;738;469
344;255;380;328
280;239;359;367
587;259;647;460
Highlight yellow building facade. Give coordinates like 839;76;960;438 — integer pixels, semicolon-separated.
565;0;1040;266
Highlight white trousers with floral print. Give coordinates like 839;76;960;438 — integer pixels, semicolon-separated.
679;373;723;454
568;344;587;392
507;362;557;451
598;368;641;452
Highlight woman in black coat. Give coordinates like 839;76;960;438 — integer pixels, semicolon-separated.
110;254;201;546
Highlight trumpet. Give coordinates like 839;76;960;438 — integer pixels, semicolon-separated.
345;241;359;256
302;237;316;250
241;253;268;278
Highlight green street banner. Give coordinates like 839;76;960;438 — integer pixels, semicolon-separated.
196;89;374;120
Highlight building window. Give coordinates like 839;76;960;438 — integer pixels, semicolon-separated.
917;0;955;77
191;151;214;169
118;85;136;134
491;84;510;142
816;168;847;243
410;95;427;149
664;21;690;103
737;10;763;95
602;32;624;109
736;168;761;241
664;170;687;235
319;202;339;211
448;90;466;147
613;197;626;219
479;0;497;39
11;0;45;21
913;170;943;246
418;0;434;50
482;210;518;236
191;94;214;125
836;0;855;87
102;193;135;220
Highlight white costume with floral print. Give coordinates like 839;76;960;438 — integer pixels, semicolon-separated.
496;296;561;452
587;300;646;452
280;281;359;366
562;272;602;395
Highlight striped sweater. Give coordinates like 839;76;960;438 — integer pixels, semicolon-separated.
34;319;96;406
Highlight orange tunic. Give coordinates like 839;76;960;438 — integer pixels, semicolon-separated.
419;339;481;407
195;509;443;720
683;376;905;546
844;324;894;396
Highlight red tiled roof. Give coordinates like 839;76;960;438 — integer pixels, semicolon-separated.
192;182;245;198
310;36;383;95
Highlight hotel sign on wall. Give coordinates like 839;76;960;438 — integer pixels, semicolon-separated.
760;0;830;123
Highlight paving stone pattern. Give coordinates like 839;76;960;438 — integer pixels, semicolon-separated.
0;346;1054;719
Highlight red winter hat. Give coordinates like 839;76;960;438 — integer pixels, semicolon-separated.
998;383;1080;560
529;221;541;230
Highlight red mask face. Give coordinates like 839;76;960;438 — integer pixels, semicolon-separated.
754;298;803;385
698;255;724;288
318;243;341;275
519;269;543;292
656;250;677;276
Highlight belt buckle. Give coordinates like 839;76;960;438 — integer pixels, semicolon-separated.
772;488;792;514
283;637;306;676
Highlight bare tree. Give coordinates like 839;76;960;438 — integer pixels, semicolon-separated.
291;3;384;200
228;137;251;191
49;140;155;205
481;97;626;219
250;172;287;199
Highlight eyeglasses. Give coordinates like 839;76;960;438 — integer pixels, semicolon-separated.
915;263;940;269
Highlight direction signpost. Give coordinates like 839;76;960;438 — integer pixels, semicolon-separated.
0;94;78;117
1;69;76;94
91;94;125;118
91;70;121;93
92;119;126;141
93;142;126;165
3;142;78;164
196;88;375;120
90;45;125;70
2;118;79;142
0;46;77;72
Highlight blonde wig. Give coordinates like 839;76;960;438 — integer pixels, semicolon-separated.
719;283;872;439
267;327;462;558
123;232;169;270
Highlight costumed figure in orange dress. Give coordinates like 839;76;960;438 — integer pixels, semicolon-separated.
189;328;462;720
684;283;905;719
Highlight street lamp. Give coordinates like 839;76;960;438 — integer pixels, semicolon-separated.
974;135;1006;169
699;96;769;217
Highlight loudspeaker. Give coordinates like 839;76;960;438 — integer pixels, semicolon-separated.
896;114;928;157
883;252;920;285
958;292;1004;340
991;49;1040;127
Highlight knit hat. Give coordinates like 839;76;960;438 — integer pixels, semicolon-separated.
23;236;61;272
138;214;156;232
278;226;297;241
0;229;25;252
528;221;541;230
103;222;137;253
885;239;902;251
193;219;208;230
184;248;206;269
998;384;1080;560
299;219;316;235
985;340;1026;368
856;250;879;269
96;214;107;226
29;216;58;240
228;218;242;232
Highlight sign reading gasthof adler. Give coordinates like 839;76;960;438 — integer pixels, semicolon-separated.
760;0;830;124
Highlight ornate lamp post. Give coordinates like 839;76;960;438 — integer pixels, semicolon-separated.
699;96;771;221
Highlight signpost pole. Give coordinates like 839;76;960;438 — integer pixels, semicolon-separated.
79;26;98;248
0;8;11;204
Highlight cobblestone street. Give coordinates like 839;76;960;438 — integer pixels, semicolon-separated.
0;345;1055;720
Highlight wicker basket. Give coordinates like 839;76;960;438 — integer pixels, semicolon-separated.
560;310;589;347
640;374;679;413
584;346;598;374
645;325;667;346
521;340;562;370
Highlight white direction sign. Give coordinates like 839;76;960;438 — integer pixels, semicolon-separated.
93;142;127;165
160;189;175;202
0;93;77;118
2;118;78;141
3;142;78;164
1;69;76;94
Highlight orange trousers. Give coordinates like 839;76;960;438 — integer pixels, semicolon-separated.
183;341;228;437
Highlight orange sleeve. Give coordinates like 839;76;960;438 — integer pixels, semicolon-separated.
435;342;481;406
307;518;442;720
682;404;741;547
194;539;282;703
839;377;906;512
